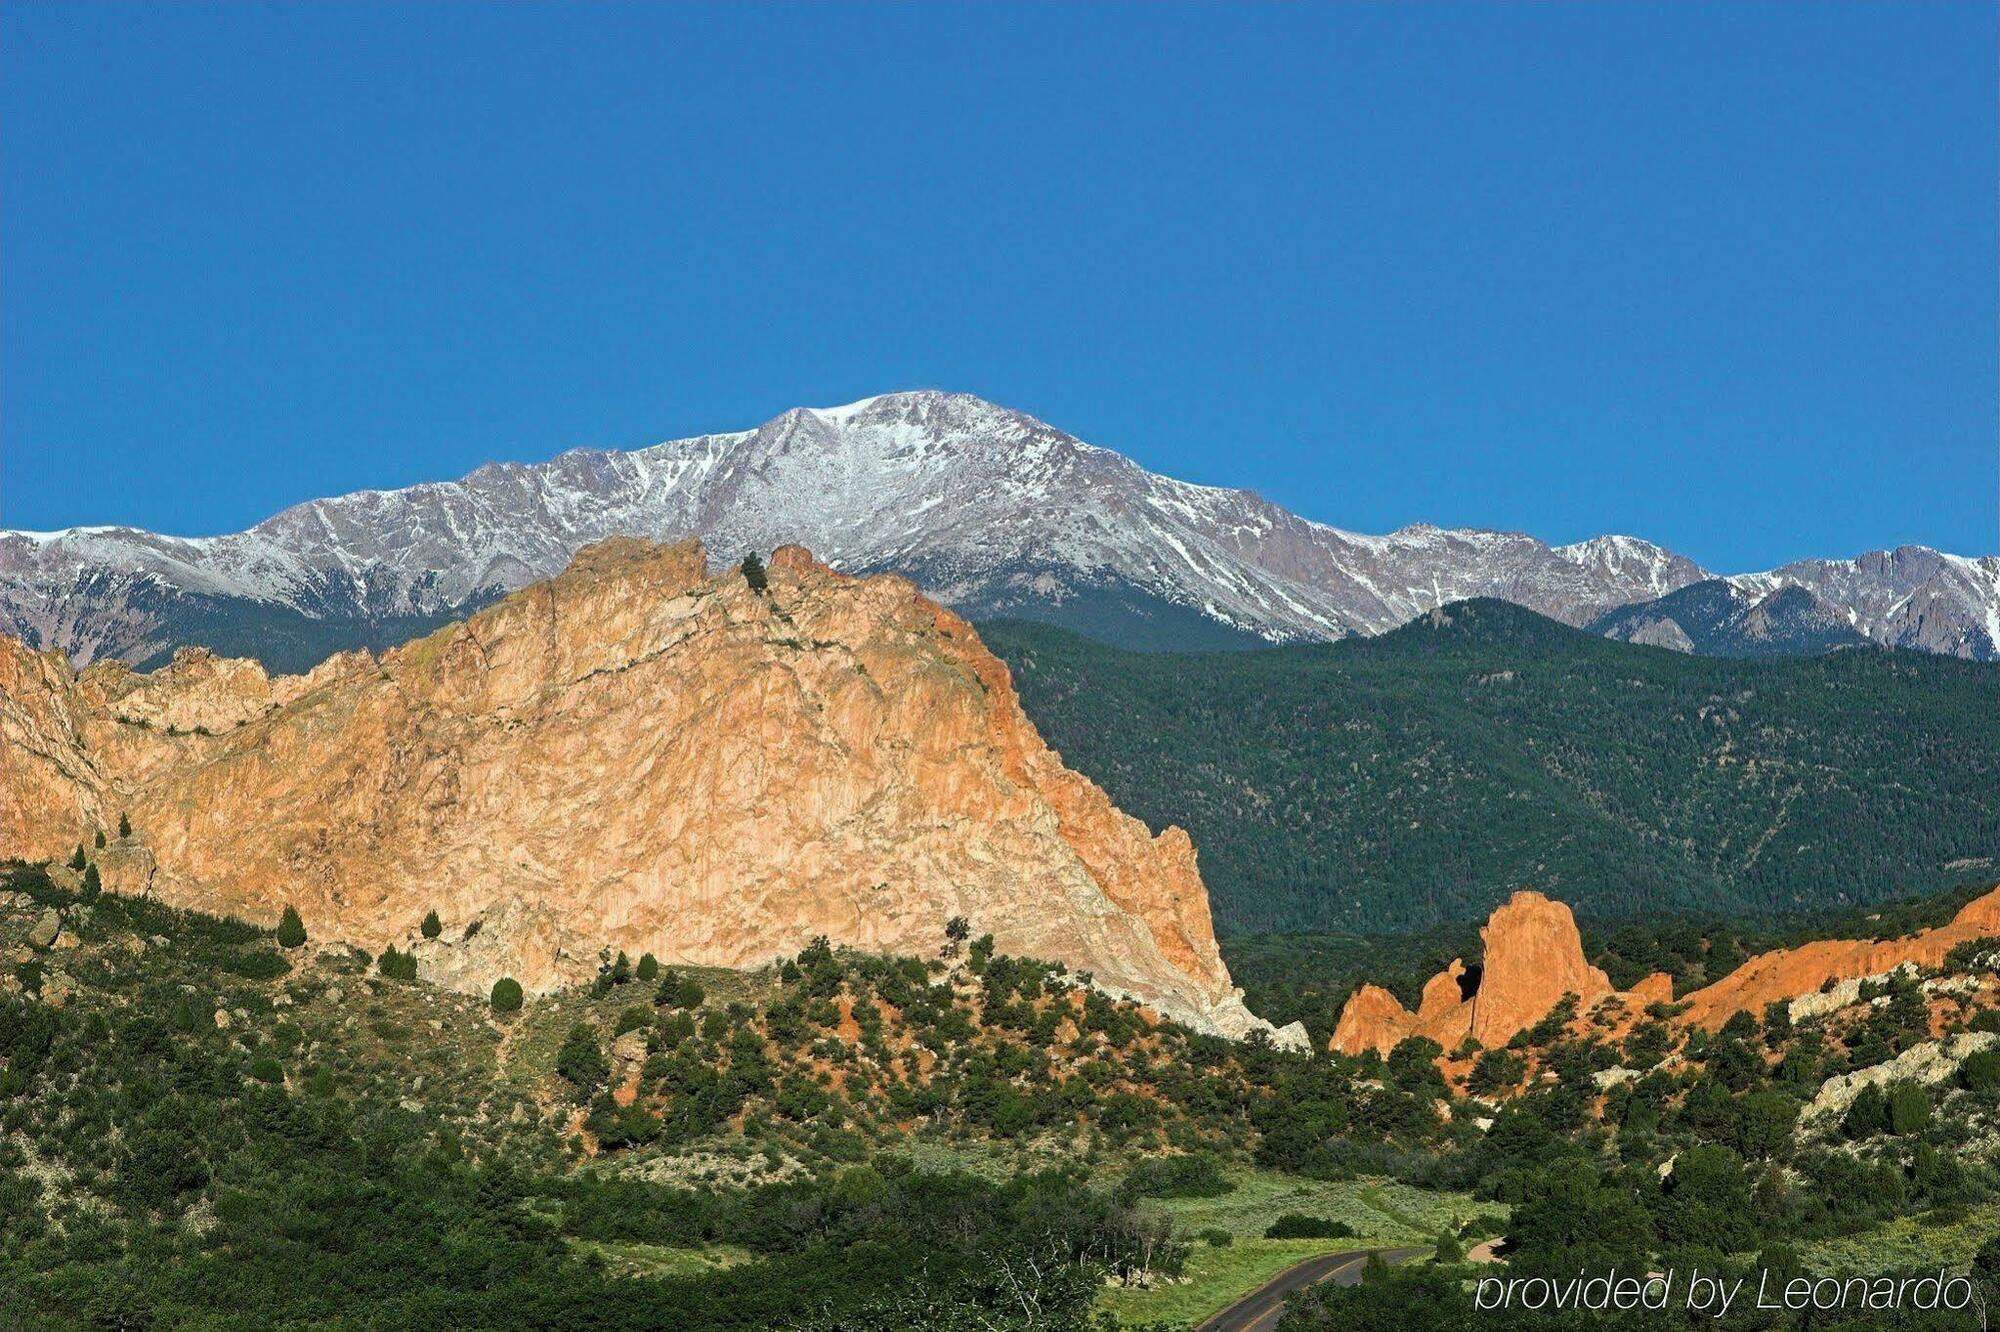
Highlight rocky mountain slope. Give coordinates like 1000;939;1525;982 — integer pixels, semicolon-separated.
7;390;1994;666
0;537;1295;1044
1589;579;1871;656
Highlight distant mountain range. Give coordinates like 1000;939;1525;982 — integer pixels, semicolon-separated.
4;390;1996;667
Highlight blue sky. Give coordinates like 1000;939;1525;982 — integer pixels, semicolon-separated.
3;2;1993;571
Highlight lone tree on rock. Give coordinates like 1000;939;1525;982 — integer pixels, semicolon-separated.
421;909;442;940
94;829;106;849
277;906;307;950
943;915;971;957
490;977;524;1013
741;551;769;593
118;812;132;838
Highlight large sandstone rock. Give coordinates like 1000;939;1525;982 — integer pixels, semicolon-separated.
0;537;1286;1042
1329;890;1615;1055
1330;983;1420;1054
1469;891;1615;1046
96;842;156;897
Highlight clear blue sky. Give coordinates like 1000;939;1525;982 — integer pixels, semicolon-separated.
3;2;1993;571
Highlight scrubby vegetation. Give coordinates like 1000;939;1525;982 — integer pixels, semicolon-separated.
7;857;2000;1329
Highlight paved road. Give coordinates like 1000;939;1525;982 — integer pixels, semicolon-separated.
1195;1246;1428;1332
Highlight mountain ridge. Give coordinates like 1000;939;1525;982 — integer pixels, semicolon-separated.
5;390;1995;665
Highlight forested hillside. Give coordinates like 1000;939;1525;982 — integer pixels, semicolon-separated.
13;859;2000;1329
983;601;2000;935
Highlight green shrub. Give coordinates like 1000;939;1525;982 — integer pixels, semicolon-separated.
421;910;442;940
1888;1081;1931;1135
1265;1214;1355;1240
655;969;705;1010
276;906;307;949
224;950;292;981
1198;1228;1233;1247
94;830;106;849
741;552;768;592
118;812;131;838
250;1057;284;1084
378;946;419;982
557;1024;608;1098
637;953;660;983
81;864;102;902
1468;1048;1526;1095
68;846;86;871
1844;1083;1889;1138
490;977;524;1013
1961;1048;2000;1093
614;1006;652;1037
1119;1153;1233;1200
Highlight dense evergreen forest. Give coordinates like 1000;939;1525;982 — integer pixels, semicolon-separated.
982;601;2000;935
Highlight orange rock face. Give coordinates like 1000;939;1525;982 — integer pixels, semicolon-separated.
0;537;1291;1042
1329;983;1417;1053
1469;891;1616;1046
1675;885;2000;1030
1330;890;1614;1055
1331;884;2000;1060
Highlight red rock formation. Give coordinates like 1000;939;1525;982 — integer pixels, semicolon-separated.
1329;890;1614;1055
0;537;1295;1043
1469;891;1616;1046
1331;884;2000;1059
1329;983;1417;1053
1676;885;2000;1029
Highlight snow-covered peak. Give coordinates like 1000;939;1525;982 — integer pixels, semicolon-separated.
4;391;1996;665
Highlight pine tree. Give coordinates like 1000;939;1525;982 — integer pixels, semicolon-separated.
118;812;132;838
94;829;106;849
81;864;102;902
556;1023;608;1098
637;952;660;983
741;552;769;593
421;909;442;940
69;846;86;871
277;905;307;950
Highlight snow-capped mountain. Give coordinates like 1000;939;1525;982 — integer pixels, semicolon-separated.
3;390;1996;668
